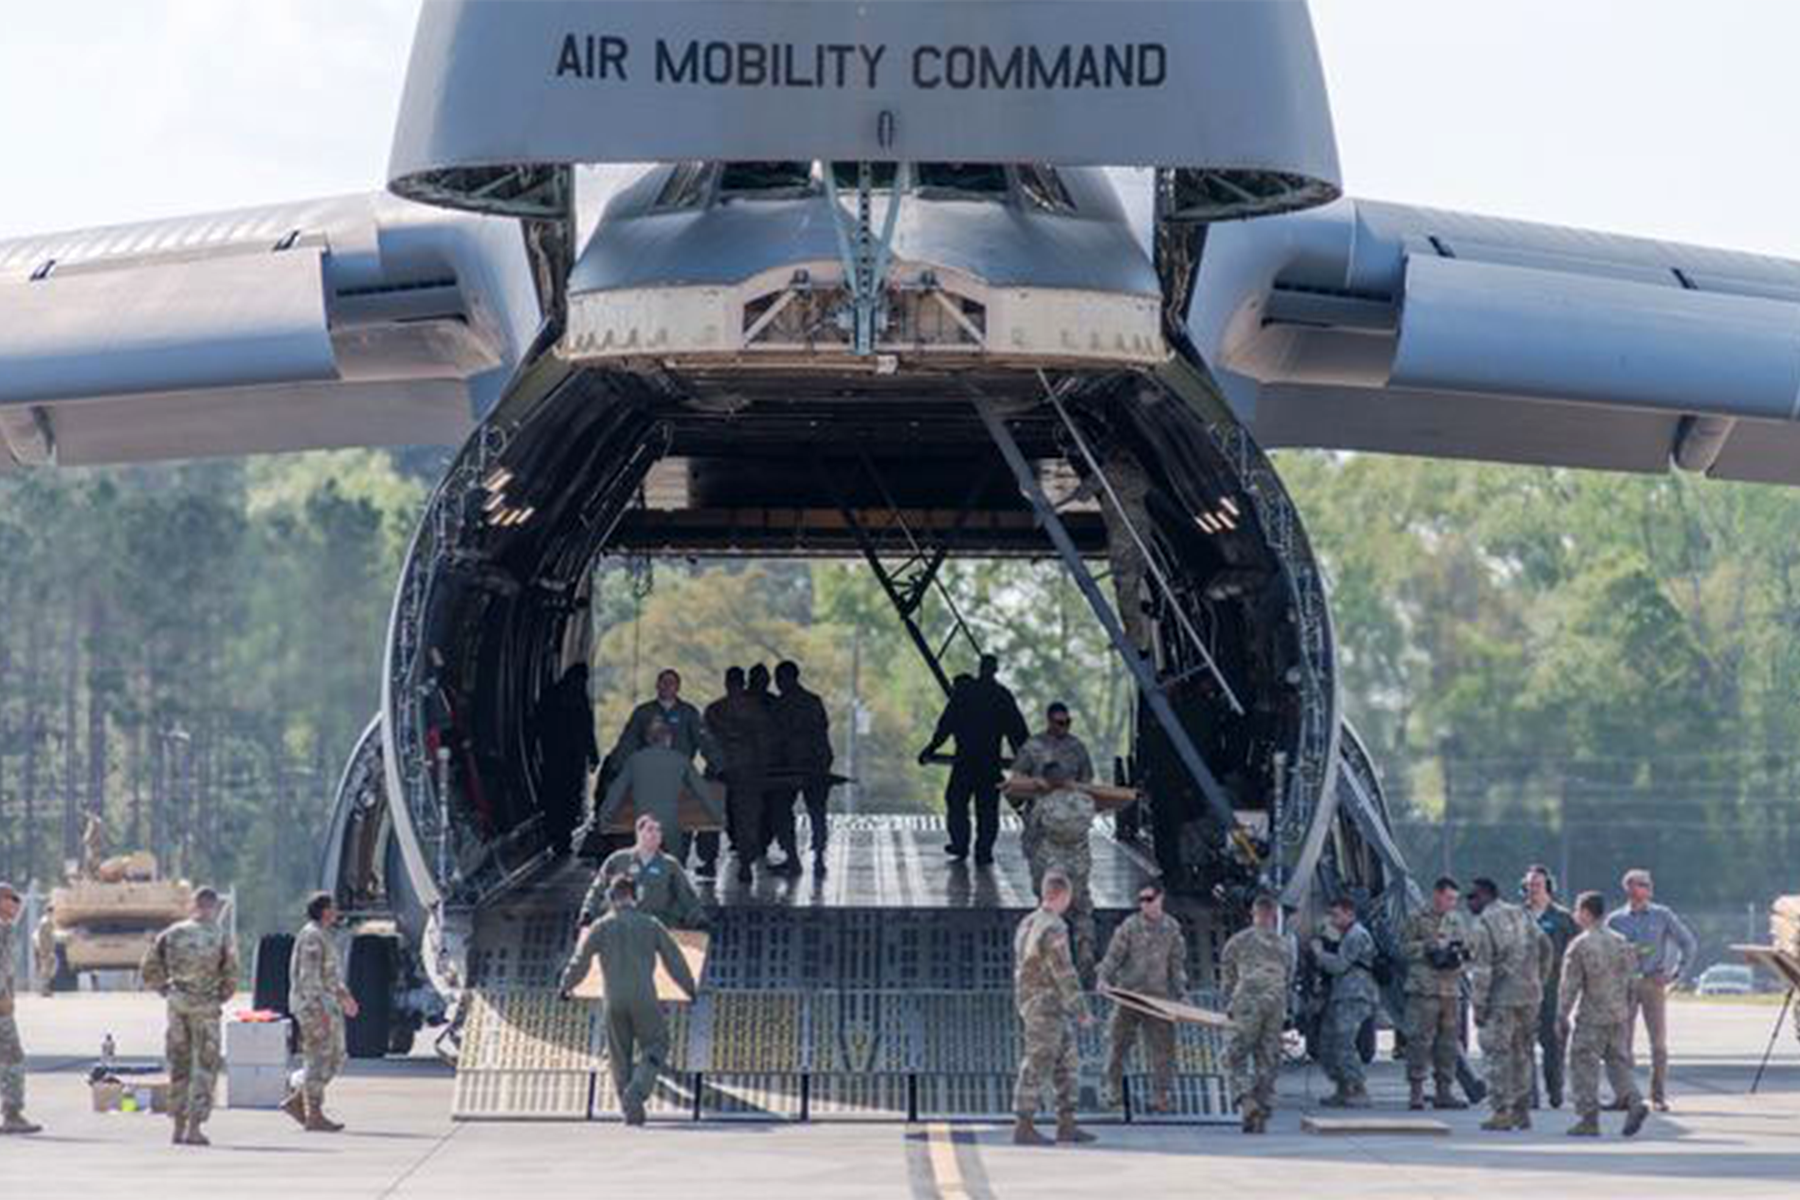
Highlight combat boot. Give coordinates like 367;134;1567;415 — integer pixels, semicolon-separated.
1480;1110;1517;1132
171;1116;188;1144
1012;1115;1051;1146
185;1123;211;1147
1431;1083;1468;1111
1512;1105;1532;1131
1240;1102;1259;1133
0;1111;42;1136
1318;1088;1350;1108
305;1098;345;1133
1622;1102;1649;1138
1055;1112;1096;1144
1566;1114;1601;1137
1408;1079;1426;1111
1343;1086;1372;1109
278;1090;308;1127
1249;1109;1269;1134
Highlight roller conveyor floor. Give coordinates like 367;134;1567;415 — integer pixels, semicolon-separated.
452;815;1235;1124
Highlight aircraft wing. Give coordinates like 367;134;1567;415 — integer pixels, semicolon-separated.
0;193;540;469
1191;198;1800;485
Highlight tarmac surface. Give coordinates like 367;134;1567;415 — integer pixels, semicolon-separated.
3;992;1797;1199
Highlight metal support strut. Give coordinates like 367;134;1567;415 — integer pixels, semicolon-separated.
813;451;987;697
823;161;911;357
971;393;1246;845
1042;379;1244;716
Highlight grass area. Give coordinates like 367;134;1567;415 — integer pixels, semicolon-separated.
1671;991;1791;1007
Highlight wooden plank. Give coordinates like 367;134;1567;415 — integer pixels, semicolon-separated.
571;930;709;1003
1303;1115;1450;1136
601;783;726;834
1100;985;1232;1029
1002;777;1142;812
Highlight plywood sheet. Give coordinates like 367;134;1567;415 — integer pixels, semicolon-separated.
572;930;709;1002
602;784;725;834
1303;1116;1450;1136
1102;985;1232;1029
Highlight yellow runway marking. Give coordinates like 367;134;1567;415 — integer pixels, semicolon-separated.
925;1122;970;1199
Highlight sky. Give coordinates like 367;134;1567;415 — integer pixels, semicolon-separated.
1;1;1798;258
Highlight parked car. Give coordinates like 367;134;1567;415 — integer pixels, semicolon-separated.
1694;964;1756;996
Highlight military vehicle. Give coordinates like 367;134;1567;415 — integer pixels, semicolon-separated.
45;854;192;991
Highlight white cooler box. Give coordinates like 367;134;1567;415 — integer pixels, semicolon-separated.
227;1018;292;1109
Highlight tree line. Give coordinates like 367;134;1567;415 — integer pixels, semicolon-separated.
4;445;1797;947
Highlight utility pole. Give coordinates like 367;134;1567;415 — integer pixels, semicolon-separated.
845;624;862;814
1558;787;1572;897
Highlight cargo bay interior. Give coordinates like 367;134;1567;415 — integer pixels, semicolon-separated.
306;346;1409;1122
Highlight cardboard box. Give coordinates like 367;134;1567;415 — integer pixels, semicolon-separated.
91;1078;170;1114
227;1018;292;1067
228;1063;291;1109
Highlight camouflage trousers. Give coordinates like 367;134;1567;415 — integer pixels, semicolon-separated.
33;953;55;997
1569;1018;1640;1117
1320;998;1373;1091
1106;1005;1176;1108
1014;1010;1079;1118
1477;1004;1535;1114
1109;540;1149;652
0;1013;23;1116
1404;993;1461;1087
166;1005;223;1124
296;1002;347;1106
1226;993;1284;1115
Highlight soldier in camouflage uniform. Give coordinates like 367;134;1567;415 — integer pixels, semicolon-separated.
33;906;57;998
284;892;359;1132
1559;890;1650;1137
1011;703;1094;873
1026;761;1098;978
1098;881;1189;1113
1401;877;1473;1111
0;882;42;1135
141;886;239;1145
559;874;698;1126
1095;432;1156;655
769;661;835;874
1220;892;1293;1132
1312;897;1380;1107
1467;877;1555;1130
1013;869;1096;1146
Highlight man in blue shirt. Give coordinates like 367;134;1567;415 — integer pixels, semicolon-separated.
1605;869;1698;1112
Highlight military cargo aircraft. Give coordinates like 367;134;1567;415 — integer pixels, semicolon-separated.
5;2;1797;1083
